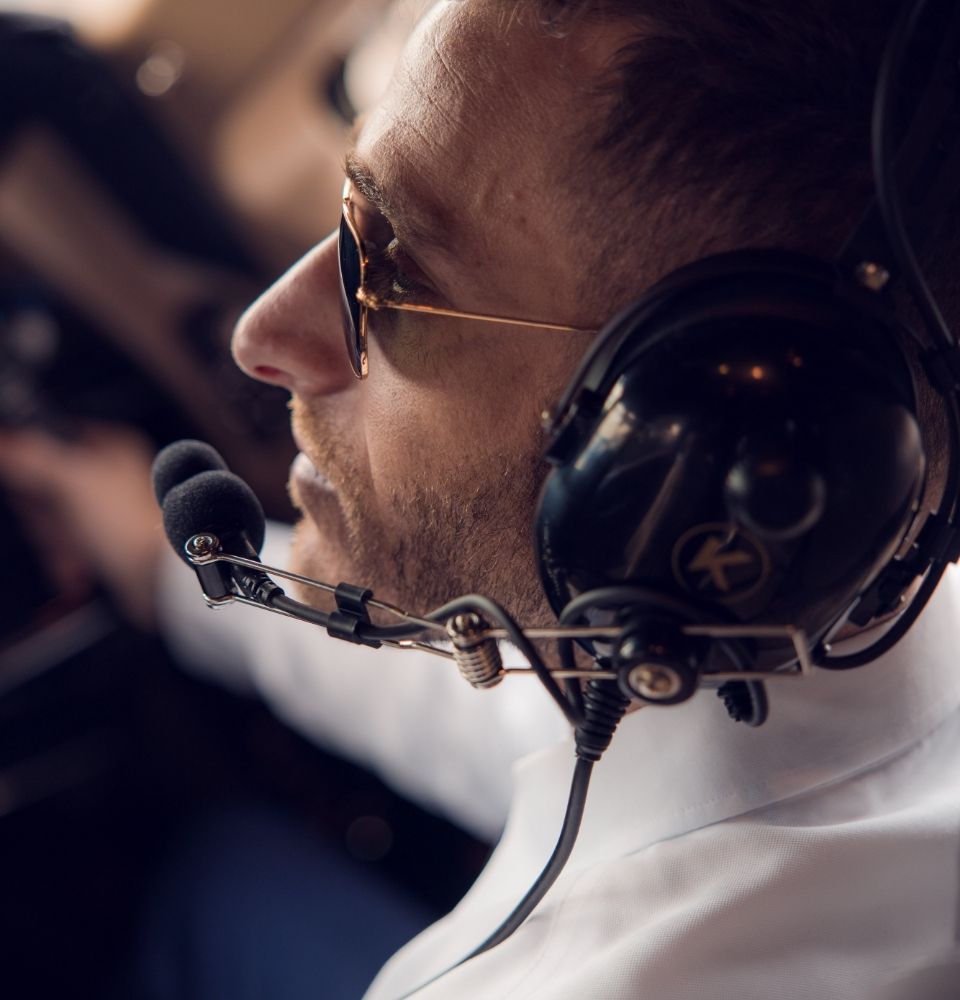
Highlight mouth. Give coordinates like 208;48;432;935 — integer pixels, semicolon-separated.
290;451;333;490
289;451;339;523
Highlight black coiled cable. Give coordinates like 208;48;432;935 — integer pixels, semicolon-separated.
575;679;631;763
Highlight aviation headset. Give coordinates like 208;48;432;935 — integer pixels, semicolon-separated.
534;0;960;716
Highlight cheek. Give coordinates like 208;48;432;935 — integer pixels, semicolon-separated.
360;321;589;511
369;315;569;425
360;369;550;526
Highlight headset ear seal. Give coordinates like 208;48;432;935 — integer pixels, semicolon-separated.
544;389;604;464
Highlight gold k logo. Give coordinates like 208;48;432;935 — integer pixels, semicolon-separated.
686;536;754;593
671;523;770;602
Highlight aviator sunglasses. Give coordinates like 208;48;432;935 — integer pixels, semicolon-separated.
337;178;594;378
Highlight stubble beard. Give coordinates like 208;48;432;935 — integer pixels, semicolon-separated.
287;399;555;626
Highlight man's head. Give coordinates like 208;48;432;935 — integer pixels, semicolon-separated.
232;0;612;621
232;0;956;622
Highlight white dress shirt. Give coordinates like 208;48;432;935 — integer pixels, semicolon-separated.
160;524;960;998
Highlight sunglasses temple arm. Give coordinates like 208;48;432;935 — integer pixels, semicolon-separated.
358;292;594;335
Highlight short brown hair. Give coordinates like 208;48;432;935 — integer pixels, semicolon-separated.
535;0;956;303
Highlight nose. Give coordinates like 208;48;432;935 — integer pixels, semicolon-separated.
231;232;356;396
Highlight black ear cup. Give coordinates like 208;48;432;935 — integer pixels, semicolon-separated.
535;250;925;686
723;431;827;542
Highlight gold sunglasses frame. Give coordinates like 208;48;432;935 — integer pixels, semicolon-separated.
340;180;595;379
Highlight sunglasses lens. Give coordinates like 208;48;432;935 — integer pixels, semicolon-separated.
337;212;364;377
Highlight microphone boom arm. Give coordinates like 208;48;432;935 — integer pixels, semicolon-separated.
183;532;814;725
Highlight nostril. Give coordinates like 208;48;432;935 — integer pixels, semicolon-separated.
253;365;288;382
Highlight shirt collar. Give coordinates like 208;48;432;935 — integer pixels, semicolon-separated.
505;566;960;874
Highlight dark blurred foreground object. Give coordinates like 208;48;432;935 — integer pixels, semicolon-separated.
0;13;294;514
0;10;295;645
0;14;253;268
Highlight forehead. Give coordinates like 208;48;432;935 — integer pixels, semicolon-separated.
353;0;585;265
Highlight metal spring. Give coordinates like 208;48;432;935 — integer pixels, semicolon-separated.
447;612;503;689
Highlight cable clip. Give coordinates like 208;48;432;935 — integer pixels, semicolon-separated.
326;582;381;647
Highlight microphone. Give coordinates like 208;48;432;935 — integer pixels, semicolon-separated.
161;468;266;564
152;438;227;507
152;441;276;603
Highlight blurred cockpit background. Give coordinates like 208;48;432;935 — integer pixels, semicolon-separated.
0;3;484;996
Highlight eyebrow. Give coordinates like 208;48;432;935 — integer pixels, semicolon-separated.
343;149;454;257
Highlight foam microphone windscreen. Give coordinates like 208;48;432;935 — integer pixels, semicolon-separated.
152;439;228;507
162;469;266;562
